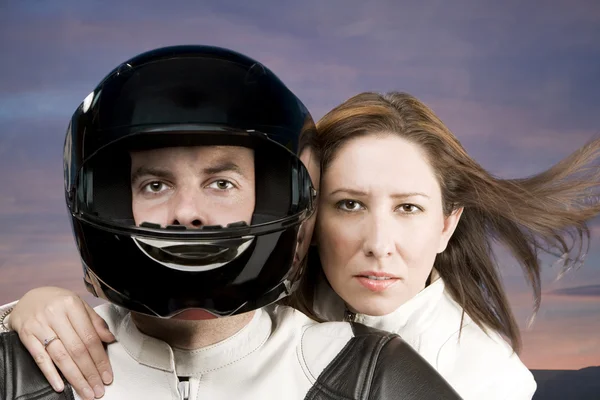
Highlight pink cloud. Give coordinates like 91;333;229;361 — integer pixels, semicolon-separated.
590;222;600;240
519;296;600;369
0;167;64;215
427;96;599;149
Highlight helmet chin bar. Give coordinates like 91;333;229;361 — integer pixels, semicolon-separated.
132;235;255;272
83;265;294;319
83;267;224;318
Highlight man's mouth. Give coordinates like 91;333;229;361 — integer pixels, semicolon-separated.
172;309;218;320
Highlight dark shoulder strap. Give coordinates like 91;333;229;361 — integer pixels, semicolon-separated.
1;331;75;400
305;323;463;400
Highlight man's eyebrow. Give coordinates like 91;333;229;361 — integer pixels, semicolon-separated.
202;161;245;177
130;167;175;183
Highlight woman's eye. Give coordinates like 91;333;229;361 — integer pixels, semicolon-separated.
337;200;363;211
209;180;234;190
399;204;420;213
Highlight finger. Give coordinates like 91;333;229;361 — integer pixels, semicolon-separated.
46;339;95;400
45;337;98;400
46;311;106;398
72;303;115;384
21;318;95;399
84;302;116;343
18;324;65;393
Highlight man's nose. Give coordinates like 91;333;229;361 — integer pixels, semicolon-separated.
170;188;206;228
362;211;395;259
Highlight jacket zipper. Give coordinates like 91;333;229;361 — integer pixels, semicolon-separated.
344;309;357;322
344;308;365;324
178;380;190;400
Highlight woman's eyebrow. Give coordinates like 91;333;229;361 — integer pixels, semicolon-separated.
328;188;430;199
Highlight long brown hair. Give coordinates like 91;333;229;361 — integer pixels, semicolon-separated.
292;91;600;352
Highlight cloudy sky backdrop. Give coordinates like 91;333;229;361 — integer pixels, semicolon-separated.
1;0;599;370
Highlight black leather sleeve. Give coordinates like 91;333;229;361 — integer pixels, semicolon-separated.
305;323;463;400
0;331;74;400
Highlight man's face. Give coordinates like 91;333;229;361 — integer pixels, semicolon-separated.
128;145;255;321
130;145;255;228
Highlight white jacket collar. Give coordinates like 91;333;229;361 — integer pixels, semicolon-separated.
106;305;271;377
314;275;447;339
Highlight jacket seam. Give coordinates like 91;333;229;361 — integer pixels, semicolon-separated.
360;334;393;400
298;325;317;382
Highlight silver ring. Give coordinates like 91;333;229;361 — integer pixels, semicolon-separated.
43;336;58;348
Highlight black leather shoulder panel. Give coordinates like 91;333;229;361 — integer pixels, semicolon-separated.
304;323;462;400
1;331;74;400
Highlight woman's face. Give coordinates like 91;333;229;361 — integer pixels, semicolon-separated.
316;133;462;316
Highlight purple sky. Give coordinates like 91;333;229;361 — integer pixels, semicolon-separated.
1;0;599;369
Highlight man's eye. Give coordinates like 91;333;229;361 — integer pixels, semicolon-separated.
144;181;167;193
209;180;235;190
337;200;363;211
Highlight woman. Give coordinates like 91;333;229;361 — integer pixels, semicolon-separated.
3;92;600;399
292;92;599;398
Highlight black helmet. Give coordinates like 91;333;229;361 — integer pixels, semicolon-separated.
63;45;317;318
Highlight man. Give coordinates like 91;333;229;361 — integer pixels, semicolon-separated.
0;45;461;399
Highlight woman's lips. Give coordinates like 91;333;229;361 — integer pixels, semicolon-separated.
354;271;401;292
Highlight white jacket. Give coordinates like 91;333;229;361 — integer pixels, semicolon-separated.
22;303;355;399
0;300;461;400
313;276;537;400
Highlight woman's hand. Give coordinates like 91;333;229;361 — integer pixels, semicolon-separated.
8;287;115;399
